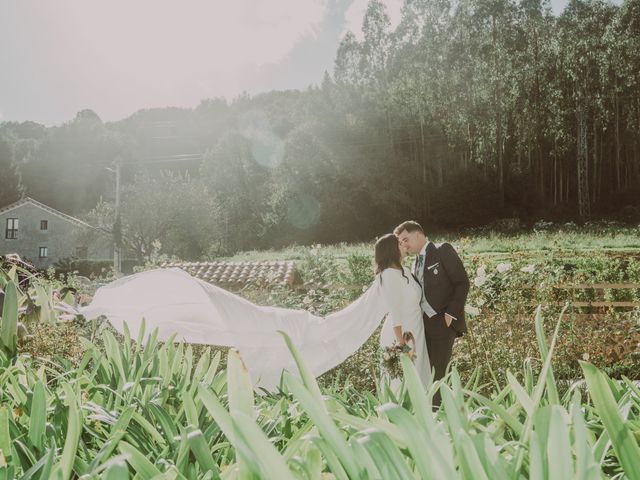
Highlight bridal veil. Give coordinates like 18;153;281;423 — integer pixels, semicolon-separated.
80;268;388;390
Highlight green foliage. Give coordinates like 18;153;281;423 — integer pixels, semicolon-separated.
200;132;273;254
15;232;640;395
1;270;640;478
0;135;24;206
346;253;374;286
83;172;222;262
2;232;640;476
430;169;506;226
0;281;18;357
226;236;640;394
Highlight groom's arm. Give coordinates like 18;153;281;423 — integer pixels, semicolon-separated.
440;243;469;321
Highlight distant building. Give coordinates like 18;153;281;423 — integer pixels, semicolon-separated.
0;197;111;269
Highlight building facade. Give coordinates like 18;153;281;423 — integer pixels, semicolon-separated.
0;197;111;269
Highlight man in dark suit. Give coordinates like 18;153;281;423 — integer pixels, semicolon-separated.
394;221;470;404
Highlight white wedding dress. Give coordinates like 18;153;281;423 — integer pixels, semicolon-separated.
378;267;431;391
80;267;430;391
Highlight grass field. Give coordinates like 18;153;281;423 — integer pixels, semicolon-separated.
219;225;640;263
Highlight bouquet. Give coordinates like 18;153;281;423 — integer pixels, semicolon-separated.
381;331;417;379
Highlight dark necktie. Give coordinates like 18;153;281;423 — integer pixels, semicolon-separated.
414;254;424;277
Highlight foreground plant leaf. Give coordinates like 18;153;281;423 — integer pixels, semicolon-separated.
581;361;640;480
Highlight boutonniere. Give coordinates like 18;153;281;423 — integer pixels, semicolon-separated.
427;262;440;275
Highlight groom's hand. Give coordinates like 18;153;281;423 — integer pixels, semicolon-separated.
444;313;455;327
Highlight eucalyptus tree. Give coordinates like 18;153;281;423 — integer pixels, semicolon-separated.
447;0;489;172
512;0;557;202
450;0;520;203
391;0;454;217
357;0;398;169
558;0;618;215
608;0;640;188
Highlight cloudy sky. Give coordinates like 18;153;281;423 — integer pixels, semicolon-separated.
0;0;587;126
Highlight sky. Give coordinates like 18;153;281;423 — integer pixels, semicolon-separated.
0;0;603;126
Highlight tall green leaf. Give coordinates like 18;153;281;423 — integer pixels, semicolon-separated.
581;361;640;480
0;281;18;356
28;381;46;451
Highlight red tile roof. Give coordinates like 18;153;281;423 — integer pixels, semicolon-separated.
161;261;298;288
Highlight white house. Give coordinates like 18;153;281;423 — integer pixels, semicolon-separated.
0;197;111;269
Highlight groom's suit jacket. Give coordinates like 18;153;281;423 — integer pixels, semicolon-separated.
415;242;470;337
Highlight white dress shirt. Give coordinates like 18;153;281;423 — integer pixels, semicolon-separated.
413;242;437;318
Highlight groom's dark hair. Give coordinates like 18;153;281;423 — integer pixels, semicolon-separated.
393;220;424;235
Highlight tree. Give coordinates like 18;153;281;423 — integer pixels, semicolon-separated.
0;136;23;206
558;0;617;216
85;172;221;261
610;0;640;187
19;111;116;214
200;132;271;253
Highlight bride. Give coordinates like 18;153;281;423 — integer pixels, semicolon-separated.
376;234;430;391
80;234;430;391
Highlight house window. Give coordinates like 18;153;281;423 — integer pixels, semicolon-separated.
5;218;18;239
40;220;48;230
39;247;48;258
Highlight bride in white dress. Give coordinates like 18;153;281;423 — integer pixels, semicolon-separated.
375;233;430;391
79;236;430;391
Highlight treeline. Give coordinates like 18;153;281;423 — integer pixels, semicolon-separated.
1;0;639;260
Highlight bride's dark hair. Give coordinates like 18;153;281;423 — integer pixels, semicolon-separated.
374;234;409;283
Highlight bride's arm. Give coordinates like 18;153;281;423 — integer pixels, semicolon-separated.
380;270;406;345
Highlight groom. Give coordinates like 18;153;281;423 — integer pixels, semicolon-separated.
394;221;469;402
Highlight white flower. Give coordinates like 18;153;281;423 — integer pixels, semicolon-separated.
362;285;368;293
474;266;488;287
465;305;480;316
520;264;535;274
582;353;590;361
496;263;512;273
302;296;312;305
383;352;391;361
474;276;487;287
